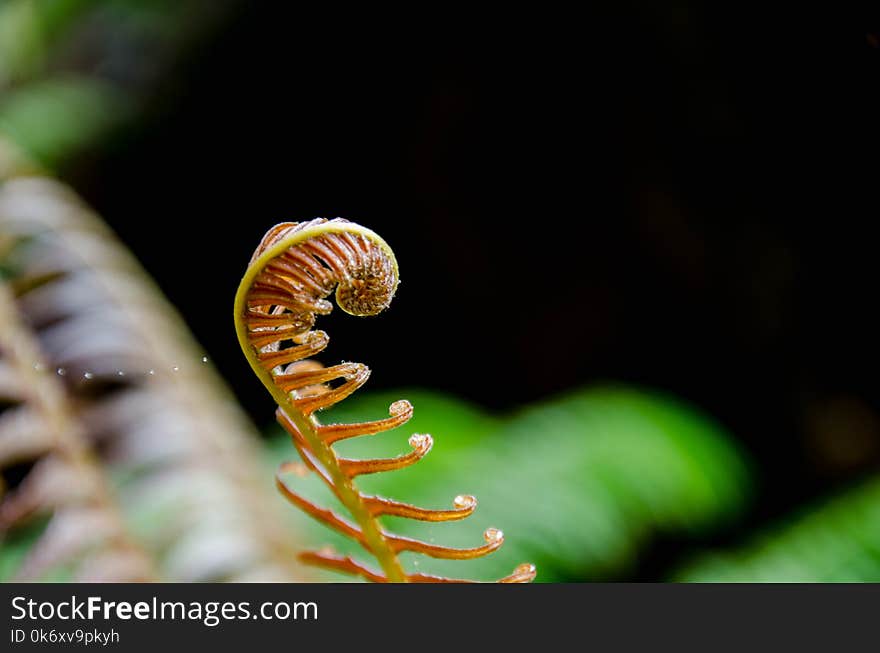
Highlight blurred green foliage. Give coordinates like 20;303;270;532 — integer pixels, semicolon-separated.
0;0;121;168
266;386;751;582
0;0;94;85
0;75;126;166
675;479;880;582
0;0;211;169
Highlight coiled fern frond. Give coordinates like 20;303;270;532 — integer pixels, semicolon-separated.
235;219;536;583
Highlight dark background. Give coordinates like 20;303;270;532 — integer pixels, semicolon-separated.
62;7;880;538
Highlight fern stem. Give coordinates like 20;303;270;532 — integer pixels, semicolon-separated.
239;344;407;582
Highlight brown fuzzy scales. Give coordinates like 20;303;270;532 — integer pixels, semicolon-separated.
240;219;536;583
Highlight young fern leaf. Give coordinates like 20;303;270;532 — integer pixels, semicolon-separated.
235;219;536;583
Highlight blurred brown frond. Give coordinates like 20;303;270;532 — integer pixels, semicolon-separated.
0;163;305;581
236;220;535;583
0;282;154;581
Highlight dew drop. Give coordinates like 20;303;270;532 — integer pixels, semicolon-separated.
172;366;180;372
389;399;412;416
33;362;45;372
83;372;94;380
201;356;209;363
148;369;155;375
408;433;432;450
453;495;476;509
484;528;503;543
57;367;66;376
117;370;125;377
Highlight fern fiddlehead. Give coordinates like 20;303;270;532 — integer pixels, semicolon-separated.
235;219;536;583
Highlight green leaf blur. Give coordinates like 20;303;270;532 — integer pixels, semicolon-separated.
266;386;751;582
675;479;880;582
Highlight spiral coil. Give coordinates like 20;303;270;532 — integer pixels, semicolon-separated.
235;218;535;583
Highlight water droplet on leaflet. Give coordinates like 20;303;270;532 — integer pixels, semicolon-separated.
57;368;66;376
172;366;179;373
117;370;125;377
484;528;503;543
148;369;155;375
408;433;432;451
453;495;476;510
33;362;45;372
201;356;209;364
83;371;93;380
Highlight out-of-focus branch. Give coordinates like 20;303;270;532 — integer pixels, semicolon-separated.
1;146;306;581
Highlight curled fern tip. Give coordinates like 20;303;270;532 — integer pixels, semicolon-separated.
235;218;535;583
